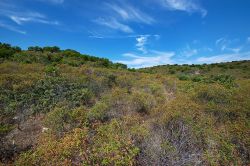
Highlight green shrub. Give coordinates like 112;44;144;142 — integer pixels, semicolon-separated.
16;128;89;165
69;107;88;127
87;102;108;122
148;83;164;96
71;88;94;106
192;76;204;82
211;74;235;88
178;74;190;81
116;75;133;90
43;106;88;134
0;124;14;135
43;106;70;134
45;65;59;76
169;69;176;74
131;91;155;114
106;74;117;87
194;84;231;105
138;118;204;165
90;120;139;165
0;43;21;59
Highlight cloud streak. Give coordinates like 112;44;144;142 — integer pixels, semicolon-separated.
0;2;60;27
247;37;250;43
106;2;155;24
196;51;250;64
180;45;198;57
118;51;175;68
93;2;155;34
216;37;243;53
94;18;133;33
136;35;149;53
119;50;250;68
0;22;26;34
10;15;59;25
161;0;207;17
117;37;250;68
36;0;64;4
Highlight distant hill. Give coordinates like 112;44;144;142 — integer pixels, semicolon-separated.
139;60;250;80
0;42;127;69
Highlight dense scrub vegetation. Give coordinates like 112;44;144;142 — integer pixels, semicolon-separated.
0;43;249;165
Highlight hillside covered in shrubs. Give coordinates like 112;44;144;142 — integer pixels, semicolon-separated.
0;43;249;165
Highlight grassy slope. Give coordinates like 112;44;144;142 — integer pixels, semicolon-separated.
0;45;249;165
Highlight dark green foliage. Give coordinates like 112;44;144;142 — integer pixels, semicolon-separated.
28;46;43;52
113;62;127;69
0;43;21;59
210;74;235;87
0;76;95;117
0;43;127;69
107;74;117;87
192;75;204;82
62;49;81;57
128;68;136;72
195;85;231;105
45;65;59;76
169;69;176;74
178;74;190;80
43;46;61;53
43;105;89;135
176;73;236;88
87;102;108;122
0;124;14;135
43;106;70;134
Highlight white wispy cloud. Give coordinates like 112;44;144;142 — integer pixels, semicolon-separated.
94;18;133;33
202;47;213;52
0;2;60;26
88;32;160;40
216;37;227;50
135;34;161;53
106;2;155;24
36;0;64;4
196;51;250;64
93;2;155;34
180;45;198;57
154;34;161;40
118;46;250;68
118;51;175;68
136;35;149;53
247;37;250;43
216;37;242;53
161;0;207;17
10;15;59;25
88;31;105;39
0;22;26;34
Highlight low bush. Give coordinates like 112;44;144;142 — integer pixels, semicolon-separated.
192;75;204;82
90;120;139;165
178;74;190;81
43;106;70;134
0;124;14;135
44;65;59;76
15;128;89;165
194;85;231;105
44;105;90;135
131;91;155;114
210;74;236;88
138;118;204;165
87;102;108;122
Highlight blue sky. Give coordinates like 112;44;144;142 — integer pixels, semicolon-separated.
1;0;250;68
